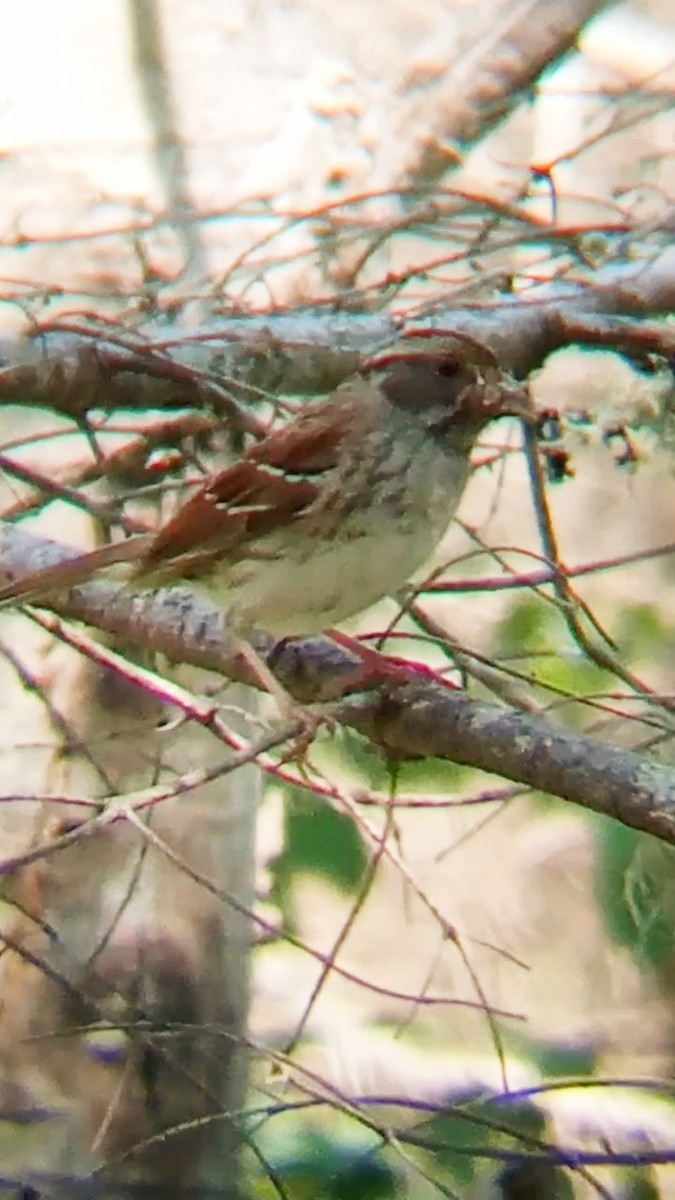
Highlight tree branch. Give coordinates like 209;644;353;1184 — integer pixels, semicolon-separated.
1;244;673;427
1;521;674;849
338;684;675;843
399;0;611;188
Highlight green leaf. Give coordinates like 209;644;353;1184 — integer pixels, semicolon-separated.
416;1091;550;1192
594;816;675;966
271;785;368;902
526;1038;597;1081
249;1115;399;1200
495;597;554;656
616;603;668;658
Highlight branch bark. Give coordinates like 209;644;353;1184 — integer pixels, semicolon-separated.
398;0;612;188
1;521;674;849
1;243;673;429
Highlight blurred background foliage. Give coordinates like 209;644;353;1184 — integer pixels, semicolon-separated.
254;577;675;1198
2;0;675;1196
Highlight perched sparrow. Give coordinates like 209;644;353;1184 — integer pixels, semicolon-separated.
0;332;531;636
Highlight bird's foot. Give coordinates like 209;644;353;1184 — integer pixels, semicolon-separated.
234;636;329;754
327;629;457;690
277;706;337;765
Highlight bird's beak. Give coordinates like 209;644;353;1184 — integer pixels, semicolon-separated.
499;376;536;423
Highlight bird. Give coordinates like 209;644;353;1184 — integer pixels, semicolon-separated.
0;331;532;648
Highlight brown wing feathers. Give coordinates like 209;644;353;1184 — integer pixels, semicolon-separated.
0;388;363;602
139;459;317;576
140;394;361;572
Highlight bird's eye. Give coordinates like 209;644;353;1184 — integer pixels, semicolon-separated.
435;358;461;378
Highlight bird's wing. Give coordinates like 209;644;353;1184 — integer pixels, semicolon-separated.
0;391;363;601
0;535;149;607
136;392;360;580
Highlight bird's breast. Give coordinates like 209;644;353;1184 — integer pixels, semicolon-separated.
202;443;471;636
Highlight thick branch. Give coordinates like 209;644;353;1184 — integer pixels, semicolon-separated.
1;522;674;847
399;0;610;188
338;685;675;842
0;245;673;426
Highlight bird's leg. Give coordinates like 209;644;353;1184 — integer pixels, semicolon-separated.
233;636;295;713
232;637;327;754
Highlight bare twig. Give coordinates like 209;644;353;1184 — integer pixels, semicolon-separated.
0;244;674;429
2;522;675;848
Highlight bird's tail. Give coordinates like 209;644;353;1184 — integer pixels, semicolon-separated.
0;534;151;608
